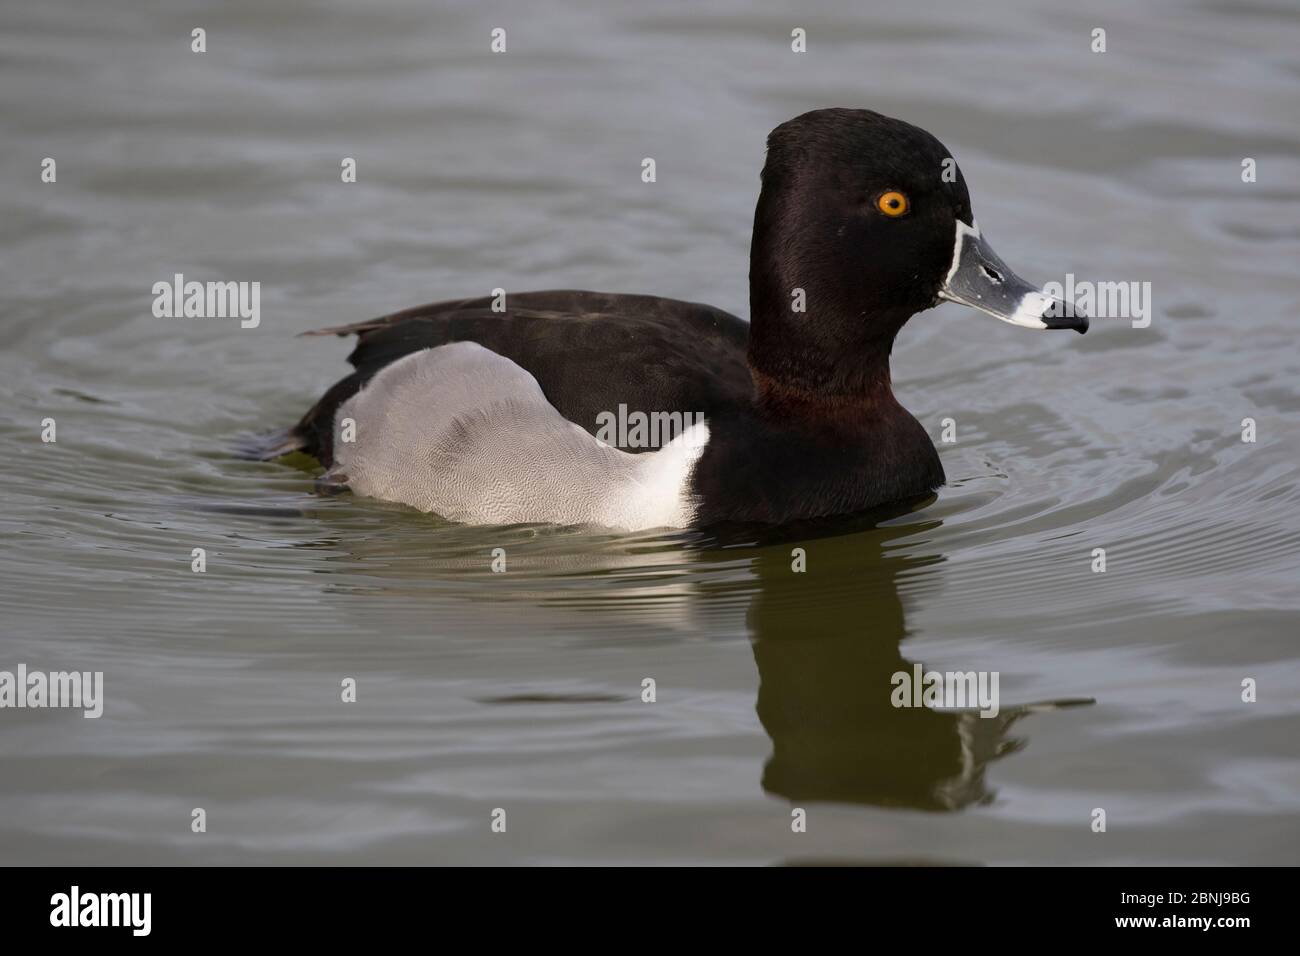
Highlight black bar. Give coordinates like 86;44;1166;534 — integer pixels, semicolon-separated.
0;866;1281;941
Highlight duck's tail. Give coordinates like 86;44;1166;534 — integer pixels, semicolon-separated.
231;426;308;461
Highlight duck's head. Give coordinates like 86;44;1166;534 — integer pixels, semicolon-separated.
748;108;1087;398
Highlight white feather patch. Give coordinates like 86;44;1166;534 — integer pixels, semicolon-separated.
332;343;708;531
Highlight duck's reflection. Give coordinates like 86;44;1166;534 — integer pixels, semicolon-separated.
730;519;1087;811
282;496;1088;813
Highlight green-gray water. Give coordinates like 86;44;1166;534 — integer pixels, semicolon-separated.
1;0;1298;864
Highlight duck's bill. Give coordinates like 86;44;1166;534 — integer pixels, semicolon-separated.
938;221;1088;333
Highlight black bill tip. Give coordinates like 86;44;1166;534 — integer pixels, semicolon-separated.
1042;299;1090;334
1043;311;1089;334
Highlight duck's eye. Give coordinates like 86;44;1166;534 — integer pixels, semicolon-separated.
876;191;909;217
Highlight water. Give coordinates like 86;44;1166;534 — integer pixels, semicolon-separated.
2;0;1298;865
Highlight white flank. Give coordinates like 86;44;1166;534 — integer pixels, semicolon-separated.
596;422;709;531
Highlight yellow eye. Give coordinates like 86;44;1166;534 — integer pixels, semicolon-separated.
877;191;909;217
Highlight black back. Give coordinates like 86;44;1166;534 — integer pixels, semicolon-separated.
293;290;752;466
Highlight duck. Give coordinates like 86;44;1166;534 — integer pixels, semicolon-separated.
257;108;1087;531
